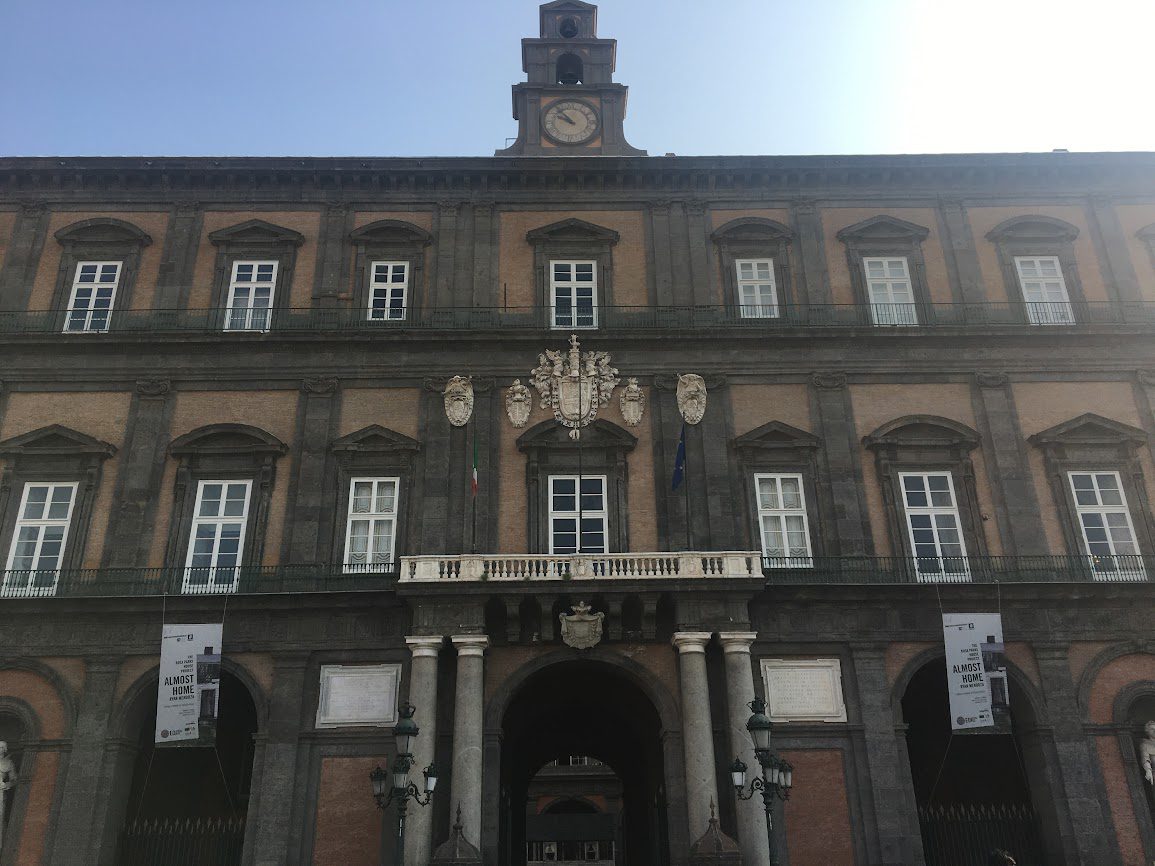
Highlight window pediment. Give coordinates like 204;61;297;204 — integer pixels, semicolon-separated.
349;220;432;246
170;424;287;457
0;425;116;459
1028;413;1147;449
331;425;421;455
208;219;304;248
986;215;1079;243
526;218;620;246
864;416;980;451
836;215;930;244
711;217;793;245
54;218;152;247
541;0;596;11
1137;223;1155;242
733;420;819;453
517;418;636;453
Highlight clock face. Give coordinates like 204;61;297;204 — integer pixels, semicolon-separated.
542;101;599;145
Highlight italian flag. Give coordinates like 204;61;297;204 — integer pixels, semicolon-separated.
471;430;479;498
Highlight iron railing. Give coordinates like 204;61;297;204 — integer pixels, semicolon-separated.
919;803;1045;866
117;816;245;866
1;300;1154;337
761;553;1150;584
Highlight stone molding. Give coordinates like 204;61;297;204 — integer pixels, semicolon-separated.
976;372;1009;388
811;371;847;390
300;377;339;395
451;635;490;657
405;636;444;658
671;631;712;653
135;379;171;396
717;631;758;654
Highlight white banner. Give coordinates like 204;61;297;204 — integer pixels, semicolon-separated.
155;623;223;746
942;613;1011;732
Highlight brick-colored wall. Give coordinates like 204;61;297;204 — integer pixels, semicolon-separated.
1096;735;1147;866
781;748;855;866
338;387;421;440
0;211;17;275
312;756;385;866
729;384;811;437
15;750;59;866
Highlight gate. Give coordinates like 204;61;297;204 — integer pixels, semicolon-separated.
117;816;246;866
919;803;1045;866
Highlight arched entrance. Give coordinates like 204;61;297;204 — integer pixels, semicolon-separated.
497;658;671;866
901;658;1062;866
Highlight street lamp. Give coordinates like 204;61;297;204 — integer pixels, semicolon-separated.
732;697;794;866
370;703;438;865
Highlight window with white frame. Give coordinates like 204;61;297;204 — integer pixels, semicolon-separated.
64;262;121;332
735;259;779;318
184;480;251;593
2;482;77;596
754;473;812;565
550;260;597;329
1068;471;1144;578
900;472;969;579
225;261;277;331
548;475;607;554
367;262;409;321
1014;256;1074;325
343;478;399;572
863;257;917;325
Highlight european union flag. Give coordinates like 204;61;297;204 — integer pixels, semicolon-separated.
671;423;687;491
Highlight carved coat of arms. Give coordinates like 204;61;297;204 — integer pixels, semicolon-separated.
619;377;645;427
677;373;707;425
531;335;620;440
559;601;604;649
443;376;474;427
505;379;532;428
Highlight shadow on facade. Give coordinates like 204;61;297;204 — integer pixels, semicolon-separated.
497;660;668;866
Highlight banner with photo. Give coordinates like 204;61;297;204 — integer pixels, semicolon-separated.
155;623;223;746
942;613;1011;733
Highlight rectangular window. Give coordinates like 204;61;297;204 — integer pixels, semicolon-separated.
1069;471;1144;580
367;262;409;321
343;477;399;572
550;260;597;329
548;475;607;554
2;482;77;597
225;261;277;332
64;261;121;332
900;472;969;581
1015;256;1074;325
863;257;917;325
754;473;812;566
183;480;251;593
735;259;779;318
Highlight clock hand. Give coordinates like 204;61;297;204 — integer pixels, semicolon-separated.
559;112;576;125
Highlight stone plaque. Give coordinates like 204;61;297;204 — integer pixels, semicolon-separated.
761;658;847;723
316;663;401;728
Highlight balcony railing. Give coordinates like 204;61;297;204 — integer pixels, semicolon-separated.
2;300;1154;337
400;551;763;582
761;553;1149;584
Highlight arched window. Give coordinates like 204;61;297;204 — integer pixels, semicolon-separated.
556;53;584;85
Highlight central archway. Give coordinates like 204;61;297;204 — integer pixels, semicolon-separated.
495;657;673;866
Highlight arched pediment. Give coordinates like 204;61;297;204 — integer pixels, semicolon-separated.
208;219;304;247
348;219;432;246
836;215;930;243
526;218;620;246
986;215;1079;243
733;420;819;452
54;217;152;246
331;424;420;454
170;423;287;457
0;425;116;458
517;418;636;452
1137;223;1155;241
711;217;793;244
863;415;980;450
1028;412;1147;448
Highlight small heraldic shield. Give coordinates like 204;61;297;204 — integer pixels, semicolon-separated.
559;601;604;649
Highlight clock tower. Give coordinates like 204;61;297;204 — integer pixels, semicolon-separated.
496;1;646;156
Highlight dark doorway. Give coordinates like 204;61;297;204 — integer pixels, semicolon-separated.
499;660;668;866
902;660;1051;866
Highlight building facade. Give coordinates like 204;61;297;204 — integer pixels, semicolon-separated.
2;3;1155;865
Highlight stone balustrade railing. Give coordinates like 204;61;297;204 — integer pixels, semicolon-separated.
398;551;763;583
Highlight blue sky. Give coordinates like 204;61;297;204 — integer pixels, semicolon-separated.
3;0;1152;157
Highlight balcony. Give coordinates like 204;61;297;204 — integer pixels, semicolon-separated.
760;553;1149;584
1;300;1154;339
400;551;763;583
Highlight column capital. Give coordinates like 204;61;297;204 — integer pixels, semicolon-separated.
717;631;758;654
451;634;490;657
671;631;712;654
406;635;445;657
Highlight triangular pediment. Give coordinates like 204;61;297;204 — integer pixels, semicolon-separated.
864;415;980;450
208;219;304;247
1029;413;1147;447
986;215;1079;243
526;218;620;246
734;420;819;451
711;217;793;244
170;424;287;456
0;425;116;458
836;215;930;243
349;219;432;246
55;217;152;246
331;425;420;454
518;418;636;452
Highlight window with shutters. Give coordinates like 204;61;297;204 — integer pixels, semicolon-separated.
2;482;77;597
64;262;121;332
1069;471;1145;579
184;480;252;594
754;473;812;566
343;478;399;572
1014;256;1074;324
863;257;917;325
735;259;779;318
900;472;969;581
548;475;607;554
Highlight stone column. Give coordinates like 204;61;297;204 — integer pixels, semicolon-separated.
672;631;718;841
450;635;488;848
405;636;443;866
718;632;770;866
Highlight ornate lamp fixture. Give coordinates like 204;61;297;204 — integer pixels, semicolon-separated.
731;697;794;866
369;703;438;865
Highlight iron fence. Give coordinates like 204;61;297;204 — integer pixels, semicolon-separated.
1;300;1154;337
117;816;245;866
919;803;1045;866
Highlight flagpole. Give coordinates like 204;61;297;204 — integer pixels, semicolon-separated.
683;425;693;551
470;422;478;554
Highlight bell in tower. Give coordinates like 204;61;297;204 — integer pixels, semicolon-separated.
496;1;647;156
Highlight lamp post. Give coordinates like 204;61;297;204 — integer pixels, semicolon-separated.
370;703;438;866
731;697;794;866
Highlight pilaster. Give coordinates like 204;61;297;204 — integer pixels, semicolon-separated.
0;202;50;311
449;635;488;849
282;378;341;563
405;636;444;865
154;201;203;309
809;372;872;555
673;631;719;842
